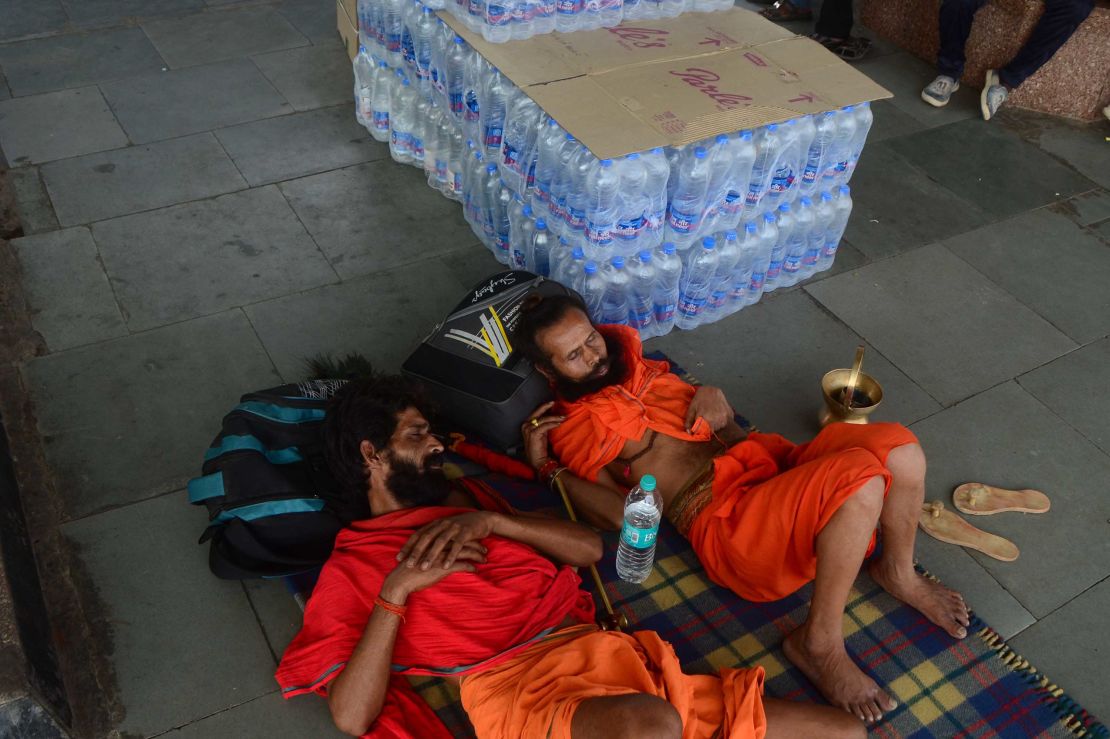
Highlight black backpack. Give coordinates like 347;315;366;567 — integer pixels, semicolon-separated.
402;271;571;453
186;380;365;579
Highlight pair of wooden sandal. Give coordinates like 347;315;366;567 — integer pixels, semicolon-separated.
918;483;1050;562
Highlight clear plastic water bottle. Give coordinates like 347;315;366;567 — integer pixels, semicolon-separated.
461;50;483;142
615;475;663;584
508;198;534;270
479;67;508;157
642;147;670;248
555;0;582;32
829;105;857;185
744;123;782;217
585;158;620;249
798;195;824;280
383;0;406;67
552;243;585;283
819;185;852;271
368;60;393;143
801;111;835;195
711;227;741;302
532;119;564;211
676;236;718;330
749;211;777;303
413;6;438;94
765;202;793;292
354;46;375;130
531;217;552;276
444;36;467;120
652;241;682;335
600;256;631;326
613;153;648;253
501;93;542;194
483;164;511;262
389;76;416;165
729;220;759;311
625;250;656;338
665;146;711;248
846;102;873;182
780;196;813;287
483;0;513;42
717;130;755;232
579;260;605;321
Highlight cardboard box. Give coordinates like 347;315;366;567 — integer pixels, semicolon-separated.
337;0;358;60
442;10;891;160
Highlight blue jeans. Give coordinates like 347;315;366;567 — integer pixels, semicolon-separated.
937;0;1094;88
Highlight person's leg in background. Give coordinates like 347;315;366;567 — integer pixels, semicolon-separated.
810;0;872;61
759;0;813;22
922;0;989;107
981;0;1095;119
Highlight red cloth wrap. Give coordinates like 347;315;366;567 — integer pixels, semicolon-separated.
276;506;595;698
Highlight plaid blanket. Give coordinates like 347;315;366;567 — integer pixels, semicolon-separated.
412;354;1108;739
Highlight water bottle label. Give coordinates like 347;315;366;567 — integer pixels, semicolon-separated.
745;188;762;207
678;293;707;316
454;173;463;193
416;62;431;81
494;233;510;254
449;92;464;115
783;256;800;274
823;240;839;258
526;162;537;188
614;215;645;240
534;179;551;202
412;137;424;158
487;2;511;22
465;91;480;122
708;293;727;309
556;0;580;14
653;301;676;322
767;259;783;279
566;205;586;230
630;307;654;329
585;219;612;245
647;210;665;230
769;167;792;194
372;111;390;131
435;159;448;180
802;160;819;185
666;207;697;234
484;125;503;149
512;249;526;269
502;143;519;169
621;521;658;549
468;0;484;13
730;284;745;300
749;271;765;292
802;249;819;267
386;33;401;53
402;35;415;65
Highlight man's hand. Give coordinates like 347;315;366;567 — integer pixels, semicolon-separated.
397;512;495;571
381;545;484;602
685;386;734;433
521;401;565;470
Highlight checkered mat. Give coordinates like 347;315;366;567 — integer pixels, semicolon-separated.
413;355;1108;739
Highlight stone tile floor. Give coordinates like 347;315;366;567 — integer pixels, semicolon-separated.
1;0;1107;734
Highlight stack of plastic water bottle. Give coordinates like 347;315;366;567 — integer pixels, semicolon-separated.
358;0;732;45
353;0;873;337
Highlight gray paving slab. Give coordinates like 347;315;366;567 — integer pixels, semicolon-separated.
0;67;12;101
276;0;346;42
0;27;165;97
1008;575;1110;723
942;209;1110;343
41;132;247;226
1053;188;1110;227
801;239;869;284
804;243;1076;405
161;690;342;737
58;0;206;29
0;86;128;166
91;186;338;331
243;579;303;661
141;5;308;69
438;242;509;292
23;310;281;519
100;58;293;144
911;533;1035;641
651;289;942;442
5;166;60;234
853;51;980;129
864;99;926;145
1009;112;1110;191
1094;218;1110;244
1019;337;1110;457
62;492;278;736
11;226;127;351
886;119;1097;220
244;257;469;380
214;105;378;186
278;159;477;279
908;381;1110;618
252;42;352;112
0;0;69;43
838;141;992;261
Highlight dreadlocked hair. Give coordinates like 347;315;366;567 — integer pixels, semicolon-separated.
323;374;433;501
515;292;590;369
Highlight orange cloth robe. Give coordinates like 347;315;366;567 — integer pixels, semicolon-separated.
549;325;918;602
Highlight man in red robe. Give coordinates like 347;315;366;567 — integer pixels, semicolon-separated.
276;375;863;738
515;294;971;724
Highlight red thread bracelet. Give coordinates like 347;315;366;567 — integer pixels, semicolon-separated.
374;596;407;621
537;458;560;481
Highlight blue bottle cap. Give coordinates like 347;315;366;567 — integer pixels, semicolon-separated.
600;159;612;167
638;250;652;263
359;44;367;52
839;185;851;195
523;204;533;216
821;191;833;201
611;256;624;268
640;474;657;492
778;202;790;212
745;221;758;233
842;104;855;112
572;247;585;258
763;212;776;222
702;236;716;249
559;236;568;245
739;130;752;140
715;133;729;144
454;35;465;43
584;261;597;274
651;147;664;155
725;229;737;241
565;133;575;141
800;196;812;206
693;147;707;159
487;164;497;174
766;123;778;131
662;242;676;254
626;152;640;160
535;217;547;229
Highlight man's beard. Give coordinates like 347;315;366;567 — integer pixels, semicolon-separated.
385;451;452;508
552;332;629;402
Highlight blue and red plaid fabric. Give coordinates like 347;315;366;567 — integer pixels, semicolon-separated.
411;354;1108;739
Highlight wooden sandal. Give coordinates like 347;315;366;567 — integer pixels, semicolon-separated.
810;34;872;62
918;501;1019;562
759;0;813;21
953;483;1050;515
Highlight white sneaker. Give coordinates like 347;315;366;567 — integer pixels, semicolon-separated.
921;75;959;107
981;69;1008;121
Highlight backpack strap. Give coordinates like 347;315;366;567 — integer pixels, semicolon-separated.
188;471;225;504
203;434;303;465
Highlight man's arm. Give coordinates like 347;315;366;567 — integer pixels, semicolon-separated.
326;551;482;736
398;510;603;570
557;467;625;531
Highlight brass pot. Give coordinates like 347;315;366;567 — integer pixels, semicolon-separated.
820;368;883;427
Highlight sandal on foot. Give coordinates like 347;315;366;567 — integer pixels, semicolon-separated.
953;483;1050;516
811;34;872;62
760;0;812;21
919;501;1019;562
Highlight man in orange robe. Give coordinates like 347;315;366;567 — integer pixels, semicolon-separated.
515;295;971;725
276;375;863;739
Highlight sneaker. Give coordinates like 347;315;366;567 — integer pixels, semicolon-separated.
981;69;1008;121
921;75;959;107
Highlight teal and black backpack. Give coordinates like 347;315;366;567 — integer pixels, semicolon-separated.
187;380;367;579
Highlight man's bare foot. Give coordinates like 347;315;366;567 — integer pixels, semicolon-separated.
869;560;970;639
783;627;896;723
